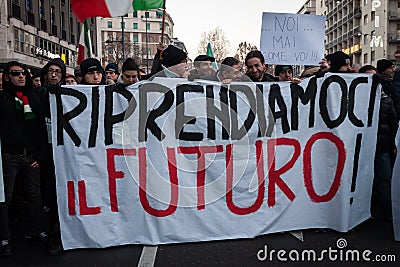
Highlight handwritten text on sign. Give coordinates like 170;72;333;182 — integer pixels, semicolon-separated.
260;13;326;65
50;75;380;249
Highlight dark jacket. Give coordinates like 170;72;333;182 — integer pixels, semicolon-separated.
248;72;280;82
0;77;47;162
376;93;398;153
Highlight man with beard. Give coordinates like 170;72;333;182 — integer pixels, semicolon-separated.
245;50;279;82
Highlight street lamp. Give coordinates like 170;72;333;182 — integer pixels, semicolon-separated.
105;16;125;62
141;12;150;73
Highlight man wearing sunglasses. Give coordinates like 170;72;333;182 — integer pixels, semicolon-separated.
0;61;47;257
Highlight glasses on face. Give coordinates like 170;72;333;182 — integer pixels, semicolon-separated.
9;69;26;76
48;69;62;75
124;74;137;79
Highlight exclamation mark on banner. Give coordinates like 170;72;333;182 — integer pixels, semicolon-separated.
350;134;362;205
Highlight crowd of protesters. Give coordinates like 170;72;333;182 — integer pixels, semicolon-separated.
0;43;399;257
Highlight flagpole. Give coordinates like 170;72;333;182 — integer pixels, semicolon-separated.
161;0;166;44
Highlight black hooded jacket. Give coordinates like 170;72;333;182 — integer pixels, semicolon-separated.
0;62;47;162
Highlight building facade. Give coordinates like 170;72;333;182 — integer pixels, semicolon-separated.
98;10;184;73
323;0;400;66
0;0;97;72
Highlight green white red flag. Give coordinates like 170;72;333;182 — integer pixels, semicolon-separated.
77;20;92;65
71;0;164;21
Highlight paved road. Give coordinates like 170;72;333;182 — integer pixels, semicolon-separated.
0;218;399;266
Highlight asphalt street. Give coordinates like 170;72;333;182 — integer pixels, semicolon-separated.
0;218;399;267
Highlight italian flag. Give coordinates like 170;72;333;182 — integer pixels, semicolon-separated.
71;0;164;21
77;20;92;65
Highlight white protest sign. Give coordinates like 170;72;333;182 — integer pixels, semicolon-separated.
0;140;4;203
51;74;380;249
260;12;326;65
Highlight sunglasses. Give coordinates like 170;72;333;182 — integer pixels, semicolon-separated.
9;69;26;76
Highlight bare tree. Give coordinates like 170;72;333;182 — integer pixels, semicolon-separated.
234;42;258;66
197;27;230;63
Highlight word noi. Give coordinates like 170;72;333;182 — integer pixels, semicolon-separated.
67;132;345;218
53;75;379;149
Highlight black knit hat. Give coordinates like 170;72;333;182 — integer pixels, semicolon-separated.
80;58;103;76
161;45;187;68
274;65;293;76
40;58;67;84
80;58;106;85
377;59;394;74
105;63;119;74
329;51;352;72
31;71;41;79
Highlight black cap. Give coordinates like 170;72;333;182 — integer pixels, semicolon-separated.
274;65;293;76
377;59;394;74
329;51;352;72
80;58;103;77
105;63;118;73
194;55;215;62
161;45;187;68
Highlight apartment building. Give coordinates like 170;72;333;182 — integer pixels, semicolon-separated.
98;10;187;73
325;0;400;66
0;0;94;72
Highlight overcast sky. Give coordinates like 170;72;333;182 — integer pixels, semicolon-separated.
167;0;307;58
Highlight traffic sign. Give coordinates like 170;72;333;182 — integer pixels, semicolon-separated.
395;50;400;59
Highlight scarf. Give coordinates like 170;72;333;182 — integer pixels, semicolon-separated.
15;91;36;120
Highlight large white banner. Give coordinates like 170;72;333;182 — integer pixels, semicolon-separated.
393;129;400;241
0;140;4;202
260;12;326;65
50;74;380;249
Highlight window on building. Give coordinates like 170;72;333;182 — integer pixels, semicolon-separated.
133;11;137;17
147;23;150;30
364;0;368;6
108;21;112;28
364;34;369;45
371;50;375;61
156;11;163;18
39;0;45;18
363;14;368;25
371;11;375;21
397;22;400;30
159;23;163;30
133;23;138;29
134;35;139;42
121;21;125;29
61;12;65;29
26;0;33;11
364;53;368;63
70;18;74;32
50;6;56;24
